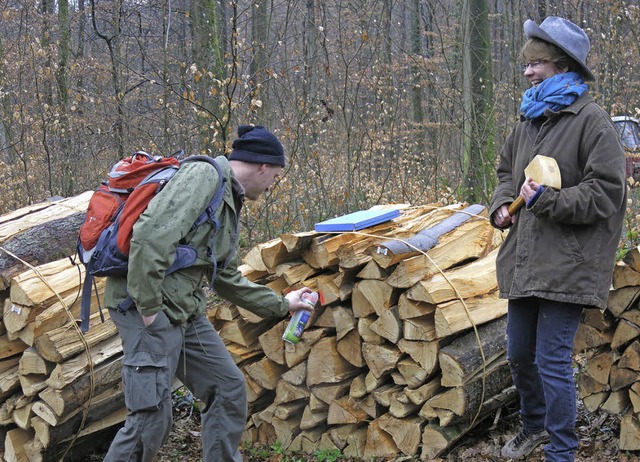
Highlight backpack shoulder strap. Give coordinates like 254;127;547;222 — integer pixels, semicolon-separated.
181;156;227;230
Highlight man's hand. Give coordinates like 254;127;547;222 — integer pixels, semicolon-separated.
142;313;158;327
285;287;316;313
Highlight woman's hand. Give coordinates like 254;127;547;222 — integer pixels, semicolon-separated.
493;204;515;228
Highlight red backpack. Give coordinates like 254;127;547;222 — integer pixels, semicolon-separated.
77;151;226;332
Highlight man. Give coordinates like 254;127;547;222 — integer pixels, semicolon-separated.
103;125;314;462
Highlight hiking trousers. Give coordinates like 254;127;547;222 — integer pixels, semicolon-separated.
103;309;247;462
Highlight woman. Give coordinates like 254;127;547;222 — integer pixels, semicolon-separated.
489;17;626;462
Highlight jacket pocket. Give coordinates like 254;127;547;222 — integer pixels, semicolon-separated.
122;351;169;412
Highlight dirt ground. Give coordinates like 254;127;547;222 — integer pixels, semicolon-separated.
78;390;635;462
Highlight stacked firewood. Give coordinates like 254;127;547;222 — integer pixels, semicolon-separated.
210;203;517;459
575;250;640;452
5;193;640;460
0;193;128;461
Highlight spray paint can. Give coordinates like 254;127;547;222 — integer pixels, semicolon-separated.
282;291;318;344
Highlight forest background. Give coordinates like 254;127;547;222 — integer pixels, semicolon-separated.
1;0;639;249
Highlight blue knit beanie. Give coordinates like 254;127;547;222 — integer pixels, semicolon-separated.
229;125;285;167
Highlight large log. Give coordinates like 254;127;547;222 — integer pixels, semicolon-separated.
0;212;86;291
439;316;507;386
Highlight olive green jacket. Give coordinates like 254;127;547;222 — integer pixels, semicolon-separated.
489;93;626;309
104;156;289;323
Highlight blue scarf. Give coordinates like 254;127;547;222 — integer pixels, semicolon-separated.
520;72;588;120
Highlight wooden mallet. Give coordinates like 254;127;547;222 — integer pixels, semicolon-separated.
507;155;561;215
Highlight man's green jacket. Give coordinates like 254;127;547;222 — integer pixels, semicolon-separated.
104;156;290;323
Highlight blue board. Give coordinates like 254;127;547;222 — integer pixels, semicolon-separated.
314;208;401;232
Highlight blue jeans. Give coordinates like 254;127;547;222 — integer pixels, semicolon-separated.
507;297;583;462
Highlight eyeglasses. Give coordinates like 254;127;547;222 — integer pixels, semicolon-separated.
520;60;548;72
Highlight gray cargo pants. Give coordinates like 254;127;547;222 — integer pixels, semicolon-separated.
103;308;247;462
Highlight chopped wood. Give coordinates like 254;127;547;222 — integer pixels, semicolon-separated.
10;257;84;307
407;247;498;305
613;261;640;289
386;218;494;288
369;306;402;344
619;410;640;450
306;337;359;387
34;315;116;363
434;291;508;339
352;279;399;317
361;342;403;379
378;413;423;456
244;356;287;391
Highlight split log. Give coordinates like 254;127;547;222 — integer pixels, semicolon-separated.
434;291;508;339
306;337;360;387
10;257;84;307
407;247;498;305
386;218;495;288
34;315;116;363
370;204;485;268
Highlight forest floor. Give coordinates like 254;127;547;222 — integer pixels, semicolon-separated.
82;388;637;462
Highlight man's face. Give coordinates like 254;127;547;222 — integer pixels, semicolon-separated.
244;164;282;201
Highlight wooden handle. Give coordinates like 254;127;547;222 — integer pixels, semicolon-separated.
507;196;524;216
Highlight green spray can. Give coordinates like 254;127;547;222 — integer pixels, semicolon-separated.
282;291;318;344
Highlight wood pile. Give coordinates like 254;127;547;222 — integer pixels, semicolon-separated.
210;202;517;459
575;250;640;452
7;194;637;459
0;193;129;462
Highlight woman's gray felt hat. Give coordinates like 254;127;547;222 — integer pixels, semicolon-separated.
524;16;595;81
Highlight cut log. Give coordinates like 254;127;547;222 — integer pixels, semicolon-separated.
0;212;86;291
611;319;640;350
18;347;54;376
370;205;485;268
0;192;91;243
4;427;34;462
219;316;278;348
284;328;330;368
327;397;369;425
280;231;317;253
420;386;517;459
434;292;508;339
45;335;123;390
244;357;287;391
397;293;435;320
619;340;640;371
377;413;423;456
403;315;437;341
397;339;439;376
23;289;101;346
0;335;28;360
439;316;507;387
351;279;399;317
619;410;640;450
258;321;286;366
386;218;494;288
39;354;123;418
357;316;385;345
363;418;399;459
369;306;402;344
574;323;614;353
405;377;442;406
10;257;84;307
336;329;365;367
34;315;116;363
306;337;360;387
332;305;356;341
361;342;403;379
612;261;640;289
607;286;640;318
407;247;498;305
426;358;512;426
